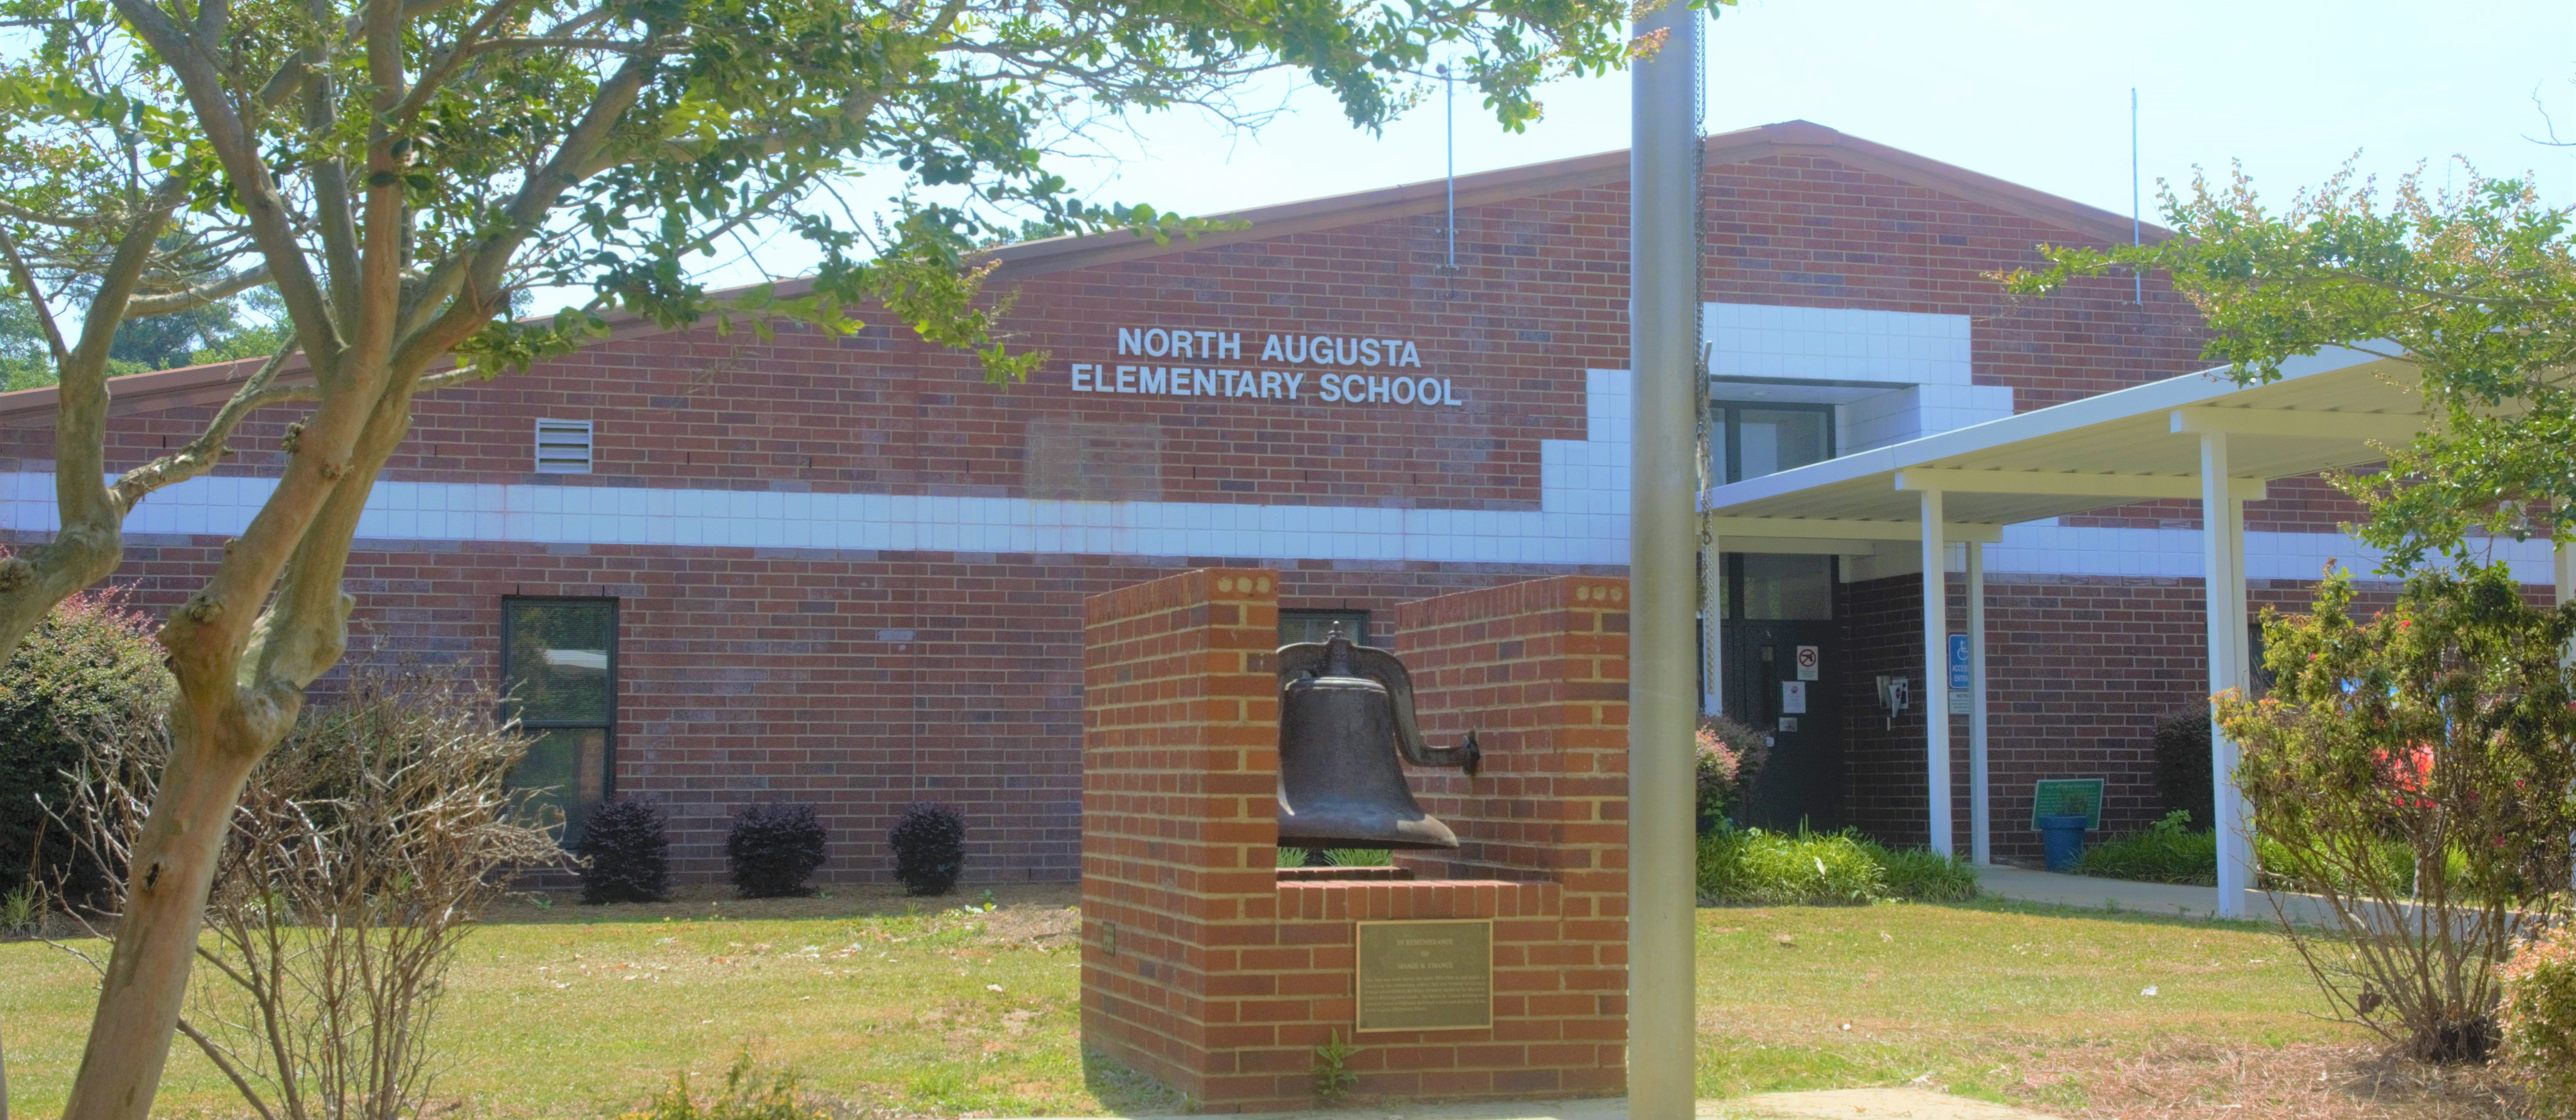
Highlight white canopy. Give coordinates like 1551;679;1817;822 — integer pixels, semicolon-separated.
1701;346;2422;540
1695;346;2450;917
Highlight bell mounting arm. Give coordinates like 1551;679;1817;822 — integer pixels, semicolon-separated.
1278;629;1481;777
1343;645;1480;777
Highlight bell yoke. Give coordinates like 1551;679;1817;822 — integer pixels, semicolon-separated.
1274;625;1482;850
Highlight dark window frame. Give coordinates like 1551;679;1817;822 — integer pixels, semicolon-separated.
1280;608;1374;648
1712;400;1837;485
499;596;620;822
1720;552;1839;621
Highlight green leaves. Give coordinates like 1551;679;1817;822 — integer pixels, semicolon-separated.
8;0;1638;400
1998;162;2576;570
2219;564;2576;1056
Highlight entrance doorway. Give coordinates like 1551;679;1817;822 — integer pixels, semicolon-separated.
1714;553;1844;831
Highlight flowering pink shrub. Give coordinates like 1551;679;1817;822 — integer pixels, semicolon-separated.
1694;716;1768;826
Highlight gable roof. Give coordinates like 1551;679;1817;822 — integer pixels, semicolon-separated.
0;119;2166;424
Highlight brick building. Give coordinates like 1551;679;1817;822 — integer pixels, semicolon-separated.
1;119;2458;875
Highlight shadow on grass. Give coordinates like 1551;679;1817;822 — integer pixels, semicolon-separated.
1695;892;2284;934
1082;1048;1196;1117
478;880;1082;926
1938;893;2286;933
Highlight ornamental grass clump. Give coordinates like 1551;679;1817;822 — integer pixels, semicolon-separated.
576;796;673;904
2076;810;2219;885
889;803;966;896
1859;838;1980;902
2219;564;2576;1064
1697;827;1885;906
727;803;829;898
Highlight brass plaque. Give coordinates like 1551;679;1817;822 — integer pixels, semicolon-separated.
1354;919;1492;1032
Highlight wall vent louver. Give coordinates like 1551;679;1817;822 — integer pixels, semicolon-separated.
534;419;593;474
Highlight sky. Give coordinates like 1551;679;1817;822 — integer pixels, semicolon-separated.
673;0;2576;295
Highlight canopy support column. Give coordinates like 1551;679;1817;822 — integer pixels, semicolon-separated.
2558;539;2574;620
2201;433;2254;917
1920;490;1954;857
1967;539;1990;865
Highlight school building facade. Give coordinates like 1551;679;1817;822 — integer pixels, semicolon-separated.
6;119;2471;881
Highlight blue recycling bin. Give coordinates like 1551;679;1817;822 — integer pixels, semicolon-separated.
2038;814;2090;873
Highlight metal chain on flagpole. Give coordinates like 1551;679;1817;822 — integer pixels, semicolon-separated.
1691;6;1714;716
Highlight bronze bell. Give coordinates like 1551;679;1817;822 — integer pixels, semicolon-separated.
1276;625;1481;850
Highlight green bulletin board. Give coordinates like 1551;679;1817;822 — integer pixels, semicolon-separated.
2028;779;2105;830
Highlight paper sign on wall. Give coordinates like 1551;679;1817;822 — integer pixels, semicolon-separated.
1794;645;1820;681
1780;680;1807;715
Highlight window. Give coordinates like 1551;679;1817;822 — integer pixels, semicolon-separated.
535;418;593;474
1711;402;1834;484
1735;553;1835;620
501;598;617;836
1281;609;1374;648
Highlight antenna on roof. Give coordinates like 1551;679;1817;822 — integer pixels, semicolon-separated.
1437;62;1459;274
2131;87;2142;305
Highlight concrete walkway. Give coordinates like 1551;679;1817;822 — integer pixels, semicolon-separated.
1064;1091;2065;1120
1973;864;2336;926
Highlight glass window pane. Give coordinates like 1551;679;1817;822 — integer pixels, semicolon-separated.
510;727;608;835
1280;609;1372;648
504;601;614;724
1736;409;1832;479
1741;554;1834;620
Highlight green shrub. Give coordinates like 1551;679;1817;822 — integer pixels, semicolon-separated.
2223;565;2576;1062
1859;840;1979;902
1696;827;1884;905
2076;810;2218;885
2501;925;2576;1117
0;586;170;903
2151;712;2214;827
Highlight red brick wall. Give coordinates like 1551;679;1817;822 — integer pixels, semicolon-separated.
8;151;2216;510
1080;571;1627;1110
4;141;2274;885
1078;567;1281;1101
1831;570;2478;862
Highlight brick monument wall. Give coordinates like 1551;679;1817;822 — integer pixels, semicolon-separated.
1080;570;1629;1111
1078;567;1282;1101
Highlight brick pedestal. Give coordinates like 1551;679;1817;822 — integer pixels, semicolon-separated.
1080;570;1628;1111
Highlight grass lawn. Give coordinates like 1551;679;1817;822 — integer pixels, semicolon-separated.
1696;898;2510;1118
0;891;2519;1119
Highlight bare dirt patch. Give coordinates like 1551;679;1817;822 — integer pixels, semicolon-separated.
2016;1041;2524;1120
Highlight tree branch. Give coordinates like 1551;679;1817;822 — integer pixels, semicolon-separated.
0;226;70;367
110;347;316;514
124;263;274;319
112;0;343;377
173;1015;279;1120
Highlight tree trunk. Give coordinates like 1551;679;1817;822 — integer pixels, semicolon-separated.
60;718;265;1120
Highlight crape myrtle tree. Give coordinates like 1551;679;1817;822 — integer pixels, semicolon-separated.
2004;161;2576;1058
0;0;1648;1114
